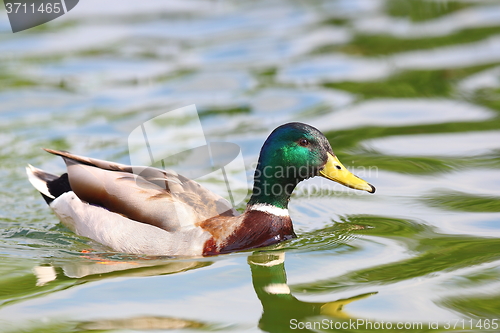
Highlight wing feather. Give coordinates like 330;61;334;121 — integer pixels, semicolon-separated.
45;149;238;231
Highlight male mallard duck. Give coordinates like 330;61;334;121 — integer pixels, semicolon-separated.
27;122;375;256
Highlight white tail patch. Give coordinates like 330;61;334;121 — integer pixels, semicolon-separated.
26;165;54;199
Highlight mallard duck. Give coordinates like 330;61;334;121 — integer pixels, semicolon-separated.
27;122;375;256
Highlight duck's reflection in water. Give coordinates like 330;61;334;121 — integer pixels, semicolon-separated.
249;252;376;332
80;316;205;331
32;251;376;331
34;252;211;284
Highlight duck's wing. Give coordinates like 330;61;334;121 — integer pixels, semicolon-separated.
44;149;238;232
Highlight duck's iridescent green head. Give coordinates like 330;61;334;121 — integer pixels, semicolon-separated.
248;122;375;209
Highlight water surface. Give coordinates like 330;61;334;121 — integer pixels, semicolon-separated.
1;0;500;332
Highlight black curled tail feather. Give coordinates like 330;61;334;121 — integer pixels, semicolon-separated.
46;173;71;202
26;165;72;205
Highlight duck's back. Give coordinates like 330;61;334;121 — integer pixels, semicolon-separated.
49;149;238;229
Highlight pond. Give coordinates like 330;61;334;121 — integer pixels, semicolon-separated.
1;0;500;332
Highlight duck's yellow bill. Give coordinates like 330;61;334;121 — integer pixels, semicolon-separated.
319;153;375;193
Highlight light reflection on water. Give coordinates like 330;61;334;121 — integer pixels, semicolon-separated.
309;99;495;131
393;35;500;70
355;4;500;37
362;130;500;157
278;54;392;84
1;0;500;331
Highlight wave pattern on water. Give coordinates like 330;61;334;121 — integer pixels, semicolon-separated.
1;0;500;331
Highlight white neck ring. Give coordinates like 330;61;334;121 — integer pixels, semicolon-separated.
248;203;289;217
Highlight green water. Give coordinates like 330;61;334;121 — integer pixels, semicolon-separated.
1;0;500;332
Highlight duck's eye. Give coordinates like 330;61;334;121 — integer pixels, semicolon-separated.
336;165;342;170
298;138;310;147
